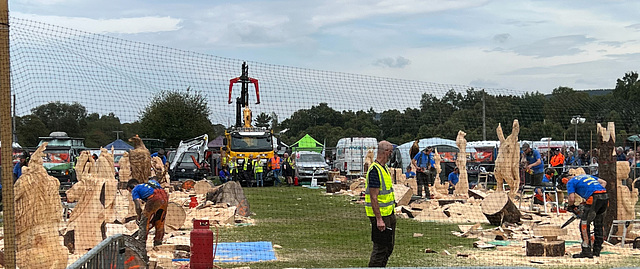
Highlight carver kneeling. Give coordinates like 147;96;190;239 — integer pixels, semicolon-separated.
564;175;608;258
128;177;169;246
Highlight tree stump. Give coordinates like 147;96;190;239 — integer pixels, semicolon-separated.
326;181;345;193
526;239;565;257
481;191;521;226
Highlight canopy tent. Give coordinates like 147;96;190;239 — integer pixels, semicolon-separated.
208;135;225;149
104;139;133;150
291;134;324;153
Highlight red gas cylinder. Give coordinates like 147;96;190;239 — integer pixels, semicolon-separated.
189;195;198;209
190;219;213;269
294;176;299;186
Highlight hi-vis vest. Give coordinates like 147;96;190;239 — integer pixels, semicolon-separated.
253;160;263;173
228;161;236;173
365;162;395;217
270;156;281;170
243;158;249;170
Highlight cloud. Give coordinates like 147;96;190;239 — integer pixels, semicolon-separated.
469;78;500;88
626;23;640;31
13;12;181;34
310;0;490;28
373;56;411;68
493;33;511;44
508;35;597;57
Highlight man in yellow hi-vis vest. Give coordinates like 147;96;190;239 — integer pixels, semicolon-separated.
365;140;395;267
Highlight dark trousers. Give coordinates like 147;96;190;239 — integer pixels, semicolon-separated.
525;172;543;186
416;171;430;197
579;193;608;251
368;214;396;267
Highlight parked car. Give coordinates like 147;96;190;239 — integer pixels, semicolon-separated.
294;151;330;184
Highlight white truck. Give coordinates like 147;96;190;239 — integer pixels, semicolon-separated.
334;137;377;178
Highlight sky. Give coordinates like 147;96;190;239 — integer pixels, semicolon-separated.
10;0;640;93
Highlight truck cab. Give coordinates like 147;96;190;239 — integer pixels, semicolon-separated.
37;131;86;195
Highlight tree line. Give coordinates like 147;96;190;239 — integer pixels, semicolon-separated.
12;72;640;150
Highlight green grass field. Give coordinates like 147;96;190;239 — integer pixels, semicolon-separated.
214;186;637;269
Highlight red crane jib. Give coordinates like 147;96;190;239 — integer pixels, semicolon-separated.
228;77;260;104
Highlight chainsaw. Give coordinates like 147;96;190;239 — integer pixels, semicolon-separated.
561;204;585;229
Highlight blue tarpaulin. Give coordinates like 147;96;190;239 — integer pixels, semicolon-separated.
213;241;277;263
104;139;133;150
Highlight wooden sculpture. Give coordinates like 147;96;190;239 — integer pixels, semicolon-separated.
129;135;152;183
597;122;617;233
364;148;375;173
118;151;131;182
66;151;106;254
96;148;118;223
494;120;520;199
432;148;449;194
454;131;469;197
616;161;638;236
410;139;420;160
15;142;68;268
151;156;169;185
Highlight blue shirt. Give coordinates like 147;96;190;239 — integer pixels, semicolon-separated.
448;172;459;185
13;162;22;181
566;174;606;199
404;171;416;179
413;151;434;169
219;170;230;179
542;174;551;183
525;150;544;174
131;180;161;200
150;152;167;165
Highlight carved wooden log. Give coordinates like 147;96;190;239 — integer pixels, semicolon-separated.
66;151;106;254
118;152;132;182
15;143;69;268
481;191;521;226
96;148;118;223
597;122;617;236
454;131;469;197
433;149;449;194
494;120;520;199
526;239;565;257
129;135;152;183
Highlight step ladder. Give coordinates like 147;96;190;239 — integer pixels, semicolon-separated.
607;219;640;247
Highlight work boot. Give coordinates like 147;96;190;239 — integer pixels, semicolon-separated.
572;247;593;258
593;246;602;257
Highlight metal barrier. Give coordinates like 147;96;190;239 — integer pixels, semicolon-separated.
67;234;127;269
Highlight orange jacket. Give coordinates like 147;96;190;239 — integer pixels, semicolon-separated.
270;156;281;170
550;153;564;167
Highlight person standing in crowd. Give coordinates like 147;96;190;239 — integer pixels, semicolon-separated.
245;154;254;187
283;152;296;186
522;143;544;186
550;148;564;168
365;141;396;267
616;147;626;161
563;174;608;258
412;146;433;199
254;157;265;187
404;165;415;179
150;149;167;165
269;154;282;186
13;151;29;182
447;167;459;194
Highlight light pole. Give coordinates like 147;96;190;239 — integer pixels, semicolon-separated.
571;115;586;165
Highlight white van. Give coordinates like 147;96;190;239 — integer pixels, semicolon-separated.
335;137;378;177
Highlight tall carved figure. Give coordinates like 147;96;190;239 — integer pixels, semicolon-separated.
454;131;469;197
15;143;69;268
96;148;118;223
432;148;449;194
66;151;106;254
129;135;152;183
495;120;521;199
118;151;131;182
